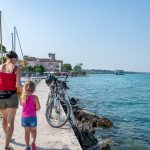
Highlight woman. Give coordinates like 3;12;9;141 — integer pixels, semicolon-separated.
0;51;21;150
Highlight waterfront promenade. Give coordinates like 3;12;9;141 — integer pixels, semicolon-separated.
0;79;82;150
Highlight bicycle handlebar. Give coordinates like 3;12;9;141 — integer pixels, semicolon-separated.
46;73;69;90
56;75;69;90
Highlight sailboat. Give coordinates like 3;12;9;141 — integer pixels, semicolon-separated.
0;11;26;82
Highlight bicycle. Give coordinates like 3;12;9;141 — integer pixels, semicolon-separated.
45;74;86;149
45;74;72;128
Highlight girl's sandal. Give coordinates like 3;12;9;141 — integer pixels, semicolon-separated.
25;147;31;150
31;142;36;150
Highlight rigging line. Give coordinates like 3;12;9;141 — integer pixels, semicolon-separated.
15;28;24;59
1;14;11;47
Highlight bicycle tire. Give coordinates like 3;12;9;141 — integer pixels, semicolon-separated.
46;99;71;128
46;90;55;107
46;92;51;106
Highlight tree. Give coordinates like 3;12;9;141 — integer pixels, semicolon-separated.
0;44;7;53
73;64;82;72
19;60;28;71
70;63;87;76
61;64;72;72
26;65;34;72
0;56;6;64
34;65;46;73
22;64;46;76
0;44;7;64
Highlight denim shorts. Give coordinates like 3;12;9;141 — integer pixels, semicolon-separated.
21;116;37;127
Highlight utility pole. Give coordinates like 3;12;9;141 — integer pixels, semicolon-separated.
0;11;3;64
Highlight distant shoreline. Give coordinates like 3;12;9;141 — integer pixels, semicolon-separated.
85;69;150;74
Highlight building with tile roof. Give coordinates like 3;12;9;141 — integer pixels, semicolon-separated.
23;53;63;72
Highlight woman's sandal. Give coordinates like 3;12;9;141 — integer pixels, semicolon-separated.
5;147;14;150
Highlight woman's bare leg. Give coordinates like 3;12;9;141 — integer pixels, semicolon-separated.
5;108;17;148
0;109;7;134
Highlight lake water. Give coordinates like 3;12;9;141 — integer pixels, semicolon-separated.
67;74;150;150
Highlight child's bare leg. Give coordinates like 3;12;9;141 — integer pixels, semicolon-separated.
24;127;30;147
31;127;37;143
31;127;37;150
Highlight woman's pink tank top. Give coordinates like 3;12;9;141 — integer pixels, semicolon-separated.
22;95;36;118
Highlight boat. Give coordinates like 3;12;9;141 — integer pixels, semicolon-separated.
114;70;125;75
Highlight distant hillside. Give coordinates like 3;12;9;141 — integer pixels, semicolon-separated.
85;69;145;74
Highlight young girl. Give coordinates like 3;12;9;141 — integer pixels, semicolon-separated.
20;80;41;150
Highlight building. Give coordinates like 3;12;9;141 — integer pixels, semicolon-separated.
23;53;63;72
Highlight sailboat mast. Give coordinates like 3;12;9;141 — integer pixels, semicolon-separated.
13;26;16;52
11;33;13;51
0;11;3;64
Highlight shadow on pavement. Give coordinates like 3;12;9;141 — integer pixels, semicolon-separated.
37;148;72;150
11;139;72;150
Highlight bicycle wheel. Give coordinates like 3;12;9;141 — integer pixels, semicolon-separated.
46;99;71;128
46;91;54;107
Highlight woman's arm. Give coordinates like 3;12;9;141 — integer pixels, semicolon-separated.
16;67;22;95
0;65;2;72
16;67;22;88
34;95;41;111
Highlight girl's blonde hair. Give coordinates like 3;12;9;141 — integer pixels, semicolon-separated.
21;80;36;103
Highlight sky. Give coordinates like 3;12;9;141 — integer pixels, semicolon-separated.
0;0;150;72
